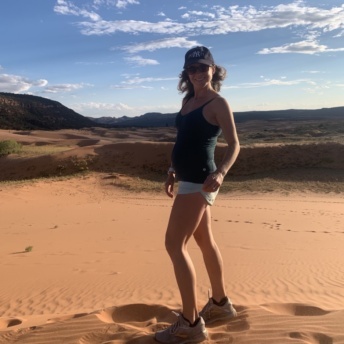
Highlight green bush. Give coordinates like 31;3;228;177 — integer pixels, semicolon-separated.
0;140;22;156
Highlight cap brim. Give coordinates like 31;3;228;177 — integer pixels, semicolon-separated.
184;59;213;69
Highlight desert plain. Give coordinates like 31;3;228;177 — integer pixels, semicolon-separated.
0;120;344;344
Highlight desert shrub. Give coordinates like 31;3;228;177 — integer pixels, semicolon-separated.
0;140;23;156
25;246;33;252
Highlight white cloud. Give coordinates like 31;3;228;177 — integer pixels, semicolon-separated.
72;101;137;117
54;0;101;21
124;56;159;66
334;30;344;37
78;19;185;36
73;101;179;117
181;10;215;19
109;74;177;89
303;82;333;95
121;76;177;85
0;74;48;93
76;101;133;111
227;78;316;89
43;83;91;93
258;40;344;54
36;80;49;87
0;70;91;95
92;0;139;9
302;70;322;74
75;60;117;66
115;0;139;9
71;2;344;37
120;37;199;53
110;84;153;90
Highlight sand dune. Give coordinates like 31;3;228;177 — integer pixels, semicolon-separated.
1;129;344;183
1;128;344;343
1;174;344;343
2;303;343;343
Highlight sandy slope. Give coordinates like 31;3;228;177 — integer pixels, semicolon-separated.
1;129;344;184
1;128;344;343
1;174;344;344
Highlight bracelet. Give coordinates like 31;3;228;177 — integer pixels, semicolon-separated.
167;167;175;175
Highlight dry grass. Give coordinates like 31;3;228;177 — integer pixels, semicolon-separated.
1;125;343;194
99;170;344;195
19;145;72;157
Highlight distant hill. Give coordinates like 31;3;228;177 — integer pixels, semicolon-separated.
90;112;178;127
234;107;344;123
91;107;344;128
1;92;343;130
0;93;96;130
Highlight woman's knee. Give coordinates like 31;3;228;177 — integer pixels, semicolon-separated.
165;232;182;258
194;228;208;246
193;230;203;247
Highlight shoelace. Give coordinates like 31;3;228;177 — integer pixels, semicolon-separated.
201;290;213;316
169;311;182;334
201;301;212;317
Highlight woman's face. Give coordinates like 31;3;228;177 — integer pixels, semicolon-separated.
185;63;215;88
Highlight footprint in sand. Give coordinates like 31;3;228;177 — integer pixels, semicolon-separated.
96;304;171;325
226;219;254;225
46;312;88;324
206;305;250;332
289;331;333;344
0;318;22;329
261;303;331;316
262;221;285;231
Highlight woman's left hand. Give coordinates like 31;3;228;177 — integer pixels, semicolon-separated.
202;171;223;192
165;173;175;198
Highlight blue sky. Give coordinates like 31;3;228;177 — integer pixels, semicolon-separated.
0;0;343;118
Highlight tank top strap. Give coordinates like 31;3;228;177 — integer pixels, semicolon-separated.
200;96;218;109
179;95;219;115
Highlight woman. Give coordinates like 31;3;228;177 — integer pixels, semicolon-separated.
155;46;240;344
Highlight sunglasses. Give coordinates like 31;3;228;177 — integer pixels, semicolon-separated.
185;64;212;75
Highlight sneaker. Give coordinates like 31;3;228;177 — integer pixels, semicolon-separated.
199;296;237;325
155;312;208;344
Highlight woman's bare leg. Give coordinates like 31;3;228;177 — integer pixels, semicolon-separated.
165;193;208;323
193;206;226;301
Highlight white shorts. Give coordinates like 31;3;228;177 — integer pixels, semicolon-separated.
177;181;219;206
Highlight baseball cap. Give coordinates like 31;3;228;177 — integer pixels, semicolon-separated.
183;46;215;69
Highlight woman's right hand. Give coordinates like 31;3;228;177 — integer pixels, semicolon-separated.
165;173;175;198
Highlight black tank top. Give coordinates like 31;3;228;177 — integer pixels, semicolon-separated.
172;98;222;183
